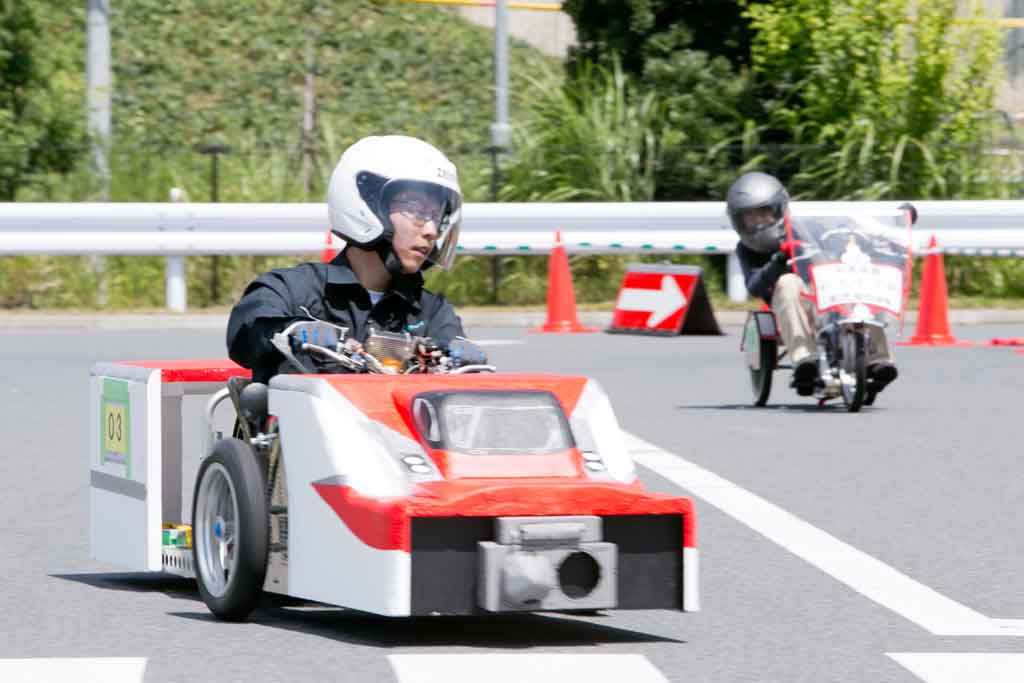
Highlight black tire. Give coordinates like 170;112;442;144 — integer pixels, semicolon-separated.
840;331;867;413
749;338;777;407
191;437;268;621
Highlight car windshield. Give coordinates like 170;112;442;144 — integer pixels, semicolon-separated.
414;391;574;455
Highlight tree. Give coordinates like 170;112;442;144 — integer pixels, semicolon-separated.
745;0;1008;199
500;60;664;203
0;0;84;199
563;0;750;77
561;0;753;200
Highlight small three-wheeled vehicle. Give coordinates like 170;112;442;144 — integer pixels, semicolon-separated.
742;205;916;412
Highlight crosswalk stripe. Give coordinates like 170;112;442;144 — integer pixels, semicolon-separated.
388;654;668;683
889;653;1024;682
0;658;147;683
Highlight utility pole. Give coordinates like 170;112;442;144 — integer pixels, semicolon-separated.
86;0;111;306
197;142;230;306
86;0;111;191
301;29;317;196
489;0;511;304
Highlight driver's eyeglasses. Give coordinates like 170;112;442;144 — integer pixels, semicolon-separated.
391;199;445;226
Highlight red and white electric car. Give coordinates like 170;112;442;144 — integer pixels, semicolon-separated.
89;322;698;621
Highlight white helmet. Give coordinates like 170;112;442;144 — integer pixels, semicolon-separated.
327;135;462;272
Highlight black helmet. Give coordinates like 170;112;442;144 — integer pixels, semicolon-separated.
726;172;789;254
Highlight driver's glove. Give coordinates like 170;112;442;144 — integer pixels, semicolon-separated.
778;239;801;257
413;338;443;361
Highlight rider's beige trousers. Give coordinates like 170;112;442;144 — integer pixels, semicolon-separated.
771;273;893;365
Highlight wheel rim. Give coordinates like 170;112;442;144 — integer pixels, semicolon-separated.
839;367;858;404
839;331;865;409
745;319;772;405
749;366;764;396
195;462;240;598
749;346;773;406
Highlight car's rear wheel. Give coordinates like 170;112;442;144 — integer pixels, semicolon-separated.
750;338;776;407
744;314;776;407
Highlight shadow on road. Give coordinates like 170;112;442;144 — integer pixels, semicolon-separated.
54;571;201;601
676;402;879;413
54;572;684;647
172;607;686;648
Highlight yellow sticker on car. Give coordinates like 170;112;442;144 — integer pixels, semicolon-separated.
103;402;127;454
100;377;131;478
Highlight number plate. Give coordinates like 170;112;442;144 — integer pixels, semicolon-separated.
100;378;131;477
812;262;903;313
103;403;127;455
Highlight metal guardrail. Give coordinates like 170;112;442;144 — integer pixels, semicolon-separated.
2;200;1024;255
1;200;1022;310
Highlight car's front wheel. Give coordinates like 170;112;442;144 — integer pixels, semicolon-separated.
192;437;268;621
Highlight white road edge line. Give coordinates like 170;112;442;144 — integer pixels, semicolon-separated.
888;653;1024;682
389;654;668;683
0;658;147;683
624;432;1024;638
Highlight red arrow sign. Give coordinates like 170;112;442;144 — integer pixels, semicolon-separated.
616;275;688;327
611;270;699;333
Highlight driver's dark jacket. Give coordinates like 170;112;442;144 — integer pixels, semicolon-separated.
736;242;788;304
736;219;825;304
226;251;464;383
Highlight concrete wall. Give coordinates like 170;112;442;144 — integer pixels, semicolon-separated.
454;4;576;58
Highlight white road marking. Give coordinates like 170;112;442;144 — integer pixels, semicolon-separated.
889;653;1024;682
472;339;524;346
389;654;668;683
0;658;147;683
624;432;1024;638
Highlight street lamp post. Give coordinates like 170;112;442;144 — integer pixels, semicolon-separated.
86;0;111;306
489;0;511;303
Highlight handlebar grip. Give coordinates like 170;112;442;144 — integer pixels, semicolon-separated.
898;202;918;225
448;338;488;366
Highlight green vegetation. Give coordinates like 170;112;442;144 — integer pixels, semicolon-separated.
745;0;1010;200
562;0;752;200
4;0;557;307
1;0;1021;310
0;1;84;200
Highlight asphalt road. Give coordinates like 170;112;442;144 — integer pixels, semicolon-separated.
1;319;1022;682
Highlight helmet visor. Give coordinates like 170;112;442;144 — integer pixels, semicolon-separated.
380;179;462;271
430;207;461;271
735;204;784;237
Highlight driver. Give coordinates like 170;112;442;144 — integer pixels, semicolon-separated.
227;135;465;383
726;171;898;395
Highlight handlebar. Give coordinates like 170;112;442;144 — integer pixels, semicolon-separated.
271;317;494;375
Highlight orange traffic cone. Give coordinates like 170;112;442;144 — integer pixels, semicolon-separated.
898;235;972;346
321;229;341;263
530;231;598;333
